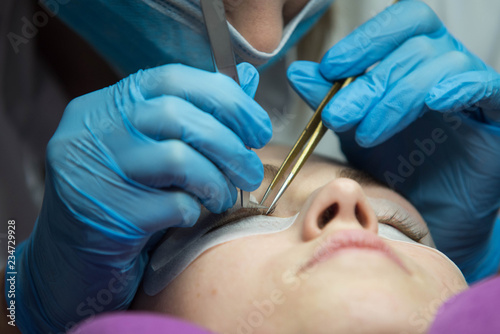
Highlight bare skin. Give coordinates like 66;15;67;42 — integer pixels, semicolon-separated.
224;0;310;52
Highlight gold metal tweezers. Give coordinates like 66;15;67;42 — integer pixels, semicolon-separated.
260;0;400;214
259;76;356;214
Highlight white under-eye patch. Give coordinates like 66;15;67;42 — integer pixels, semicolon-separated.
143;197;298;296
378;223;417;243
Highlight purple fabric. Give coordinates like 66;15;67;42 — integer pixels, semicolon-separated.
429;276;500;334
68;312;213;334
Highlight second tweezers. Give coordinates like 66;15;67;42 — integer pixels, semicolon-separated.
259;76;356;214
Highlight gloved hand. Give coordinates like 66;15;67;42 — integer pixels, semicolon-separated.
287;0;500;281
13;63;272;333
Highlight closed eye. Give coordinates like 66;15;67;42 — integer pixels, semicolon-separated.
378;212;428;242
204;208;267;235
206;207;428;244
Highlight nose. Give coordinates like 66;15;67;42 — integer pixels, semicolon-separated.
299;178;379;241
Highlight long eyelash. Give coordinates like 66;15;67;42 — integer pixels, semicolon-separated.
205;207;428;242
378;211;428;242
204;208;266;235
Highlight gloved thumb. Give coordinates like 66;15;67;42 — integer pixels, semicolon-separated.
287;61;332;110
426;71;500;125
237;62;260;98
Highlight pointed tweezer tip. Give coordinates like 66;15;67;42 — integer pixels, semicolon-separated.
265;198;279;215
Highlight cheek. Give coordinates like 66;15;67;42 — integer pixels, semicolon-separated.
162;235;295;318
391;241;467;297
156;243;259;327
176;243;256;295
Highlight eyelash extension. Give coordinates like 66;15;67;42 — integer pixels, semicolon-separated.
204;208;267;235
204;202;278;235
378;211;428;242
205;207;428;243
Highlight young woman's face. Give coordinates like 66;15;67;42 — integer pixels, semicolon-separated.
133;146;467;334
224;0;311;52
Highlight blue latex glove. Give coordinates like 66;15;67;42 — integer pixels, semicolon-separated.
287;0;500;281
11;63;272;333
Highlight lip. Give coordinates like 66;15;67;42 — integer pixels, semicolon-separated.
300;230;410;274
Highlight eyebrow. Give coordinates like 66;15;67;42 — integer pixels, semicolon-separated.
263;164;280;182
335;166;384;187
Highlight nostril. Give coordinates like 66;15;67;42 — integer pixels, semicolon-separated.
355;204;367;227
318;203;339;229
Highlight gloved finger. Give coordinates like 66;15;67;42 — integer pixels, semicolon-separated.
136;63;272;149
129;96;264;191
142;190;202;230
94;183;202;232
322;34;458;132
118;139;238;214
319;1;450;80
426;71;500;124
287;61;333;110
355;51;483;147
238;62;260;98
